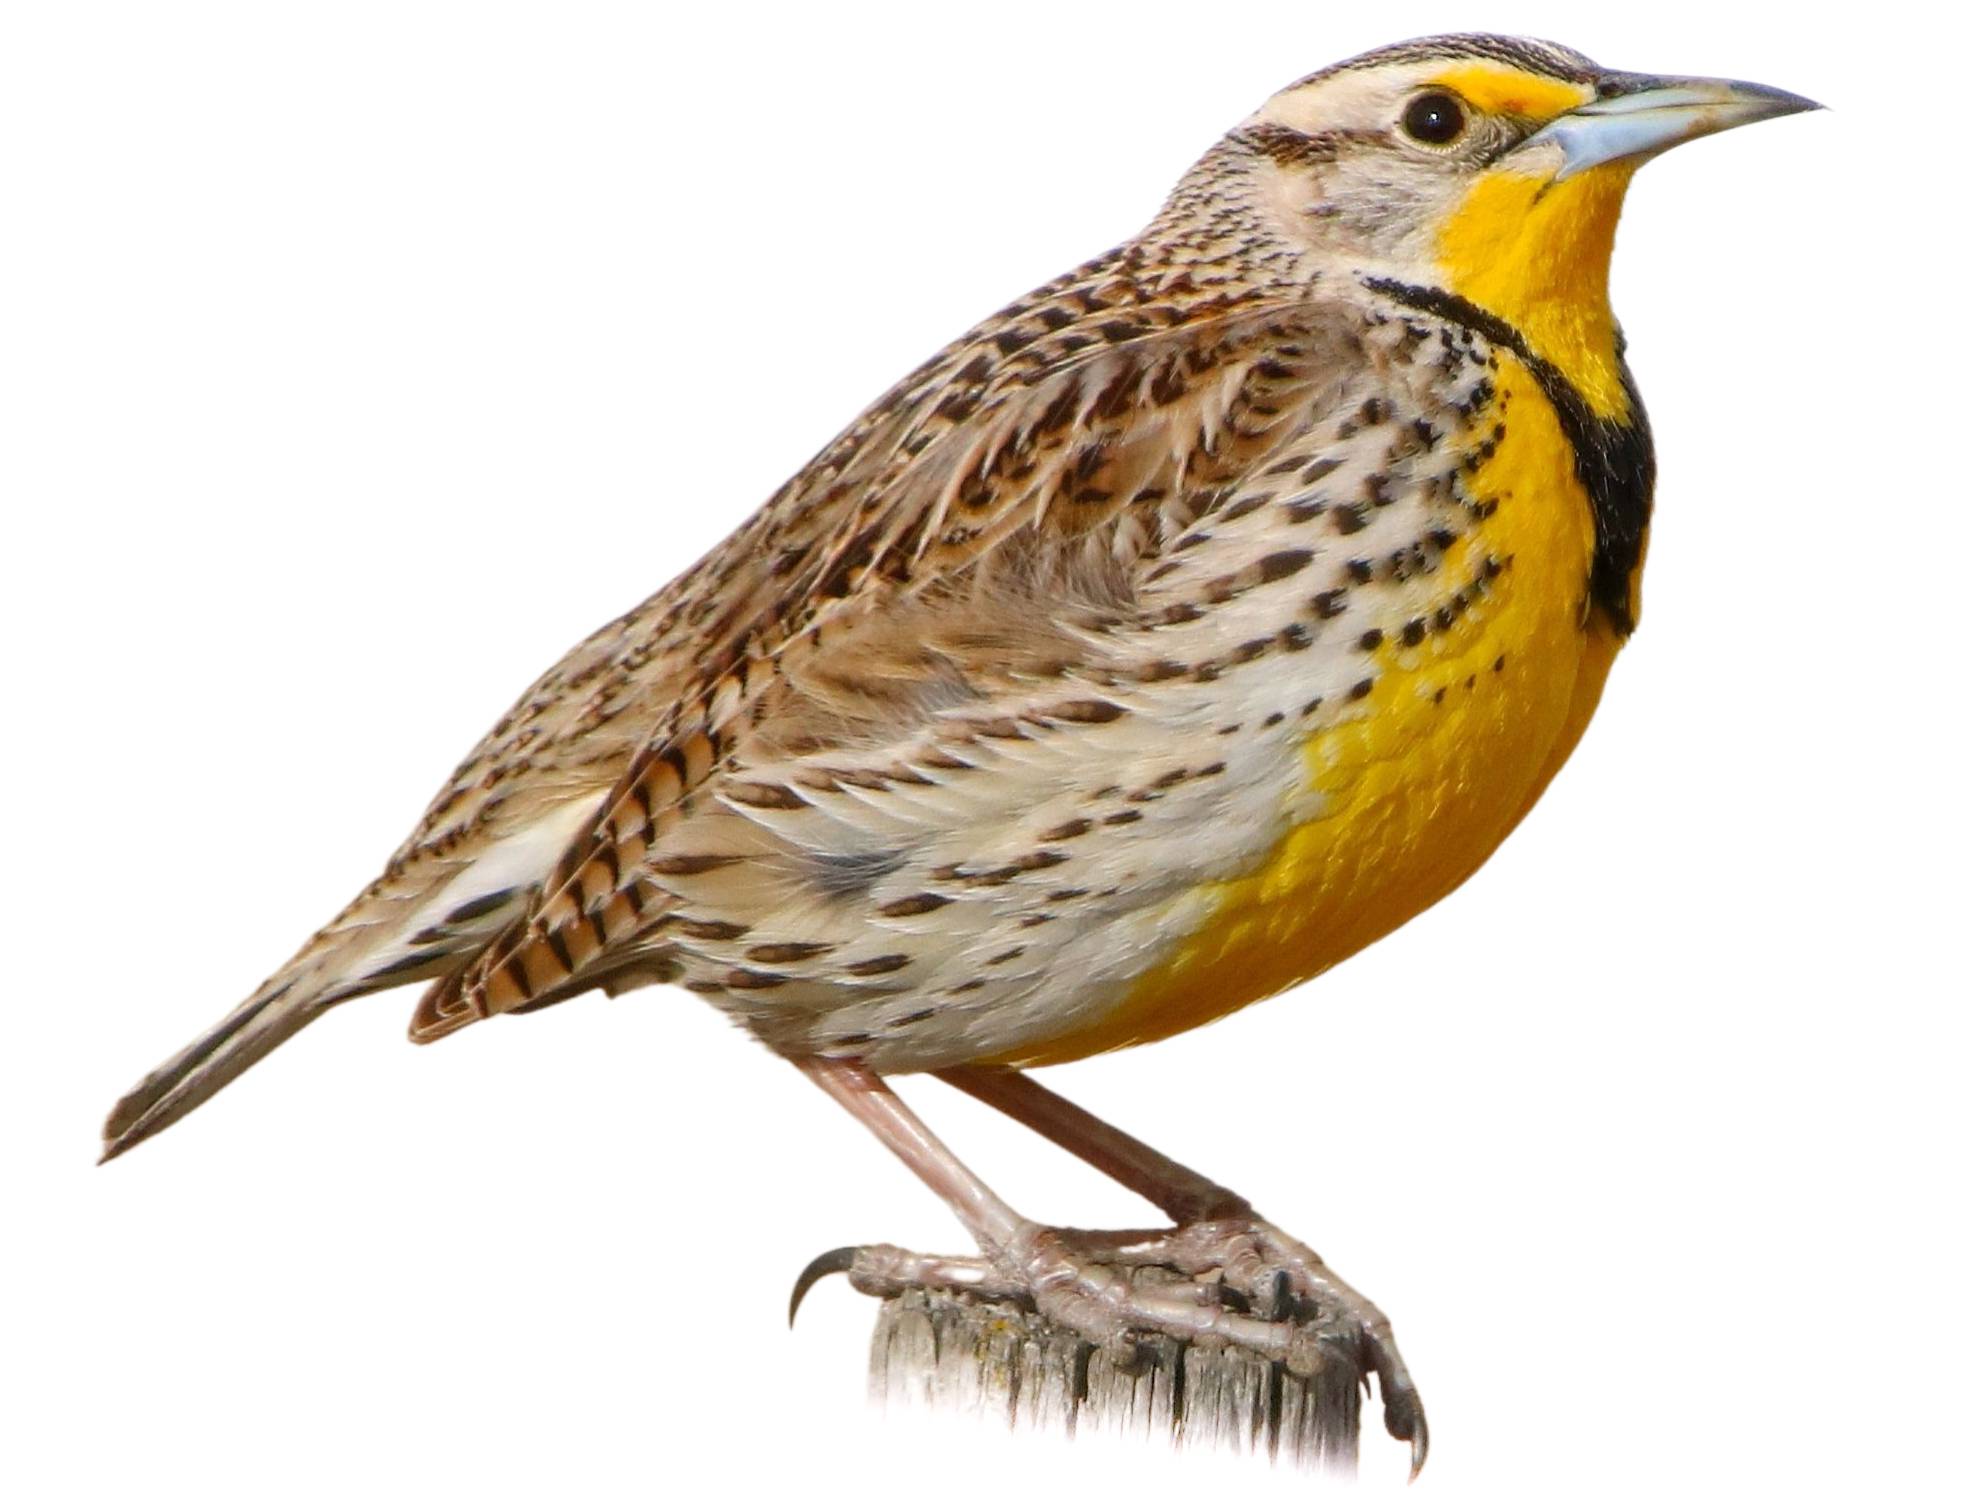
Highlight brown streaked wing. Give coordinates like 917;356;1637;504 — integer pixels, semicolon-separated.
417;294;1363;1038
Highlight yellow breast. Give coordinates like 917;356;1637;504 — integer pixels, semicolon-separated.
1009;359;1627;1065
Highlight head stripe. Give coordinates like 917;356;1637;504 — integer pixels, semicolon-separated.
1292;33;1601;91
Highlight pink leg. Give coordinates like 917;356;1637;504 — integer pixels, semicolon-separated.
939;1064;1251;1223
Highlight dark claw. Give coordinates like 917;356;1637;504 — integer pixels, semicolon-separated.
1383;1384;1429;1481
788;1245;861;1325
1266;1268;1295;1323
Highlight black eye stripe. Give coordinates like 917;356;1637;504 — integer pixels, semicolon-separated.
1402;91;1467;145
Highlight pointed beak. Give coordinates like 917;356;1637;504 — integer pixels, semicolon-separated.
1529;74;1822;179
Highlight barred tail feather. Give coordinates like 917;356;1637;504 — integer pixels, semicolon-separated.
99;912;486;1162
100;976;333;1163
100;794;606;1162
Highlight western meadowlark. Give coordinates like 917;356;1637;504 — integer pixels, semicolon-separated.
102;33;1815;1474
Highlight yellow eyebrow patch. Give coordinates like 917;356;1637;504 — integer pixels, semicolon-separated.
1431;63;1587;120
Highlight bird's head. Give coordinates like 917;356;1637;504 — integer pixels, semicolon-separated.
1219;34;1817;415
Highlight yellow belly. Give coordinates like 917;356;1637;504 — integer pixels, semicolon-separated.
1010;361;1630;1065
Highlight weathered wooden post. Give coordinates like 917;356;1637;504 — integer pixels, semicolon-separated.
867;1282;1363;1474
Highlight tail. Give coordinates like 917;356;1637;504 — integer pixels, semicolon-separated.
99;974;336;1163
100;792;607;1162
99;889;499;1162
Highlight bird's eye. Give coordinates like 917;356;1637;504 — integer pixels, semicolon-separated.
1401;91;1467;146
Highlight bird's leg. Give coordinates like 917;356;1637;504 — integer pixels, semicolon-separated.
941;1064;1248;1224
791;1057;1334;1369
938;1065;1426;1468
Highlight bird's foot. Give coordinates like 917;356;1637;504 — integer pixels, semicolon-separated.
792;1210;1425;1475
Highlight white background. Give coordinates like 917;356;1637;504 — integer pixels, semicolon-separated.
4;3;1980;1487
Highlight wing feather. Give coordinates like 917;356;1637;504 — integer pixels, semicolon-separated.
422;292;1373;1034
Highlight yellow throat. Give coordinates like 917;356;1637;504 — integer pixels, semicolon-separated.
1437;160;1637;420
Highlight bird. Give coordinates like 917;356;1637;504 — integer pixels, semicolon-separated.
102;33;1815;1476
